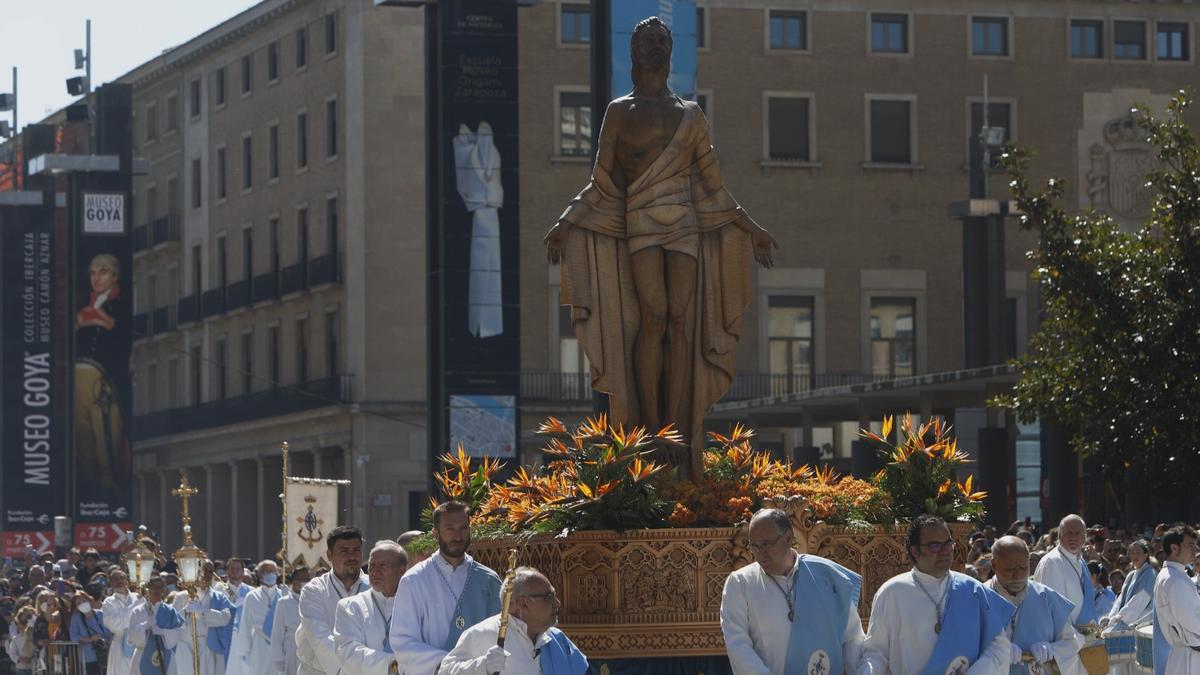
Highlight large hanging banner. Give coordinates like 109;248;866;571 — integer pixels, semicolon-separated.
438;0;521;459
72;84;135;552
0;200;60;557
285;480;339;569
611;0;697;101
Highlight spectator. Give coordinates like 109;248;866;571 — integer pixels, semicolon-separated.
32;590;60;650
7;606;37;674
23;567;46;598
68;591;110;675
1088;561;1117;616
975;553;994;582
1109;569;1126;596
75;550;102;586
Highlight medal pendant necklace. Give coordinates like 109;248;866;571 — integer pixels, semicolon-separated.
766;556;799;622
435;559;472;630
912;571;949;634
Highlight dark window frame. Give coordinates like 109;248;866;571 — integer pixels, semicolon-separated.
558;90;592;157
1114;20;1147;60
971;16;1010;56
1070;19;1104;59
766;95;812;162
561;3;591;45
1156;21;1190;62
769;10;808;51
868;98;914;165
871;13;909;54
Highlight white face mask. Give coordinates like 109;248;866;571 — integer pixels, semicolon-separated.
39;603;50;613
77;603;92;614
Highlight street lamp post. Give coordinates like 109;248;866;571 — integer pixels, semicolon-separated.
171;472;205;675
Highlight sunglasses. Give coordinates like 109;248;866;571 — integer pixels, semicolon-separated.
918;538;956;554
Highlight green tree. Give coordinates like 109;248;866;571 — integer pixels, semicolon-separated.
996;91;1200;499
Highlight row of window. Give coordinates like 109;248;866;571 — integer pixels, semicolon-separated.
136;196;338;317
141;310;339;412
142;12;338;143
558;4;1193;63
557;90;1011;167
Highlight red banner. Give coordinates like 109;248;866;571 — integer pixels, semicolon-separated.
2;531;54;557
73;523;133;553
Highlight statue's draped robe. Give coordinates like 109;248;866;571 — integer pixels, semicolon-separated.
557;101;752;450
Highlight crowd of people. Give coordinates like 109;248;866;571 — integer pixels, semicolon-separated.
3;507;1200;674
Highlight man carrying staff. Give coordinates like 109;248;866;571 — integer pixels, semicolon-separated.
390;501;502;675
439;567;588;675
987;536;1084;674
720;508;865;674
859;514;1014;674
169;560;234;675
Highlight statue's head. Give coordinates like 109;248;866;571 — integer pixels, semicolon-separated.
630;16;672;86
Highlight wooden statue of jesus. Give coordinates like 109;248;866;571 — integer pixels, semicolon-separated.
545;17;778;474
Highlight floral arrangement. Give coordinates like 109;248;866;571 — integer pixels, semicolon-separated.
862;413;987;522
421;413;984;538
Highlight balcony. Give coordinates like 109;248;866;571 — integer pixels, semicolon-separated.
253;271;279;304
177;295;199;326
133;312;150;340
201;288;225;319
226;280;251;311
308;252;341;287
150;214;180;248
518;372;893;404
151;305;177;335
132;225;150;253
280;262;308;296
133;374;354;441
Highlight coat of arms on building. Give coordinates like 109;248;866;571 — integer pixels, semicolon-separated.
1087;113;1154;223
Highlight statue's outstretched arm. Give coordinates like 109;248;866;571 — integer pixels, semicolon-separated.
545;102;624;263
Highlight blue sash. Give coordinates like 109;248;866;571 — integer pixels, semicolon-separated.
1118;564;1155;615
262;587;281;638
782;556;861;675
1008;582;1074;675
922;572;1014;675
227;584;251;632
440;561;503;650
1074;558;1099;625
138;603;185;675
1153;607;1169;675
538;628;589;675
205;591;235;656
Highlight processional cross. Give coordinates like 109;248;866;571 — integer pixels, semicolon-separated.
171;472;200;543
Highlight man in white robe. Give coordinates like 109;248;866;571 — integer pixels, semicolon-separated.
986;536;1084;675
231;561;283;675
103;570;141;675
334;541;409;675
440;567;589;675
720;508;865;675
1032;515;1099;628
859;514;1013;675
221;559;253;675
129;577;186;675
1154;524;1200;675
170;561;233;675
390;501;502;675
271;566;311;675
297;526;369;675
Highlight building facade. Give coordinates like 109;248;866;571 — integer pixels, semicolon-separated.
109;0;1198;557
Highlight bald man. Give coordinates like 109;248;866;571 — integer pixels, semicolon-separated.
1032;515;1099;628
334;541;409;675
987;536;1084;675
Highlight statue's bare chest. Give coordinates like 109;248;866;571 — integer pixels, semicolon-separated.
616;100;685;183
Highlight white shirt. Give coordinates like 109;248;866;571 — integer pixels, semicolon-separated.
169;588;233;675
389;553;489;675
334;589;399;675
297;571;370;675
859;569;1011;675
439;614;557;675
234;585;284;675
129;600;183;675
102;591;140;675
985;578;1085;675
270;593;302;675
1155;561;1200;675
1031;546;1088;626
720;555;865;675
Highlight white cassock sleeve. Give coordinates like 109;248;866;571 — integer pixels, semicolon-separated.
1032;558;1079;623
1108;590;1152;627
270;600;289;671
843;606;867;671
965;630;1011;675
299;582;341;675
389;576;449;675
333;601;391;675
1164;575;1200;644
102;596;134;636
718;574;771;675
1048;620;1084;673
857;588;894;675
436;624;489;675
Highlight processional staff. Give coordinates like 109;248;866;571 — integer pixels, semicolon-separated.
493;549;520;675
171;471;206;675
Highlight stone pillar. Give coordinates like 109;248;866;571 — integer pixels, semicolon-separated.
228;461;240;559
256;457;266;561
158;471;169;550
137;474;147;527
204;465;214;553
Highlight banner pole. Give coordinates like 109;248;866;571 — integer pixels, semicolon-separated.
279;441;289;575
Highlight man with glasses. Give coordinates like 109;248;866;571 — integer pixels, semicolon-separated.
1032;515;1099;630
986;536;1084;674
1153;524;1200;674
439;567;588;675
860;514;1013;674
720;508;865;674
333;541;408;675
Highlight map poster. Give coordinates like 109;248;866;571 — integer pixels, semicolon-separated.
449;395;516;459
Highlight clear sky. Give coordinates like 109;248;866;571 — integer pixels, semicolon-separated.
1;0;261;126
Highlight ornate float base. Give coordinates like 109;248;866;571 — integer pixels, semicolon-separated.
470;497;971;660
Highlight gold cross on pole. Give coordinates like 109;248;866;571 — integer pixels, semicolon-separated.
171;471;200;546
